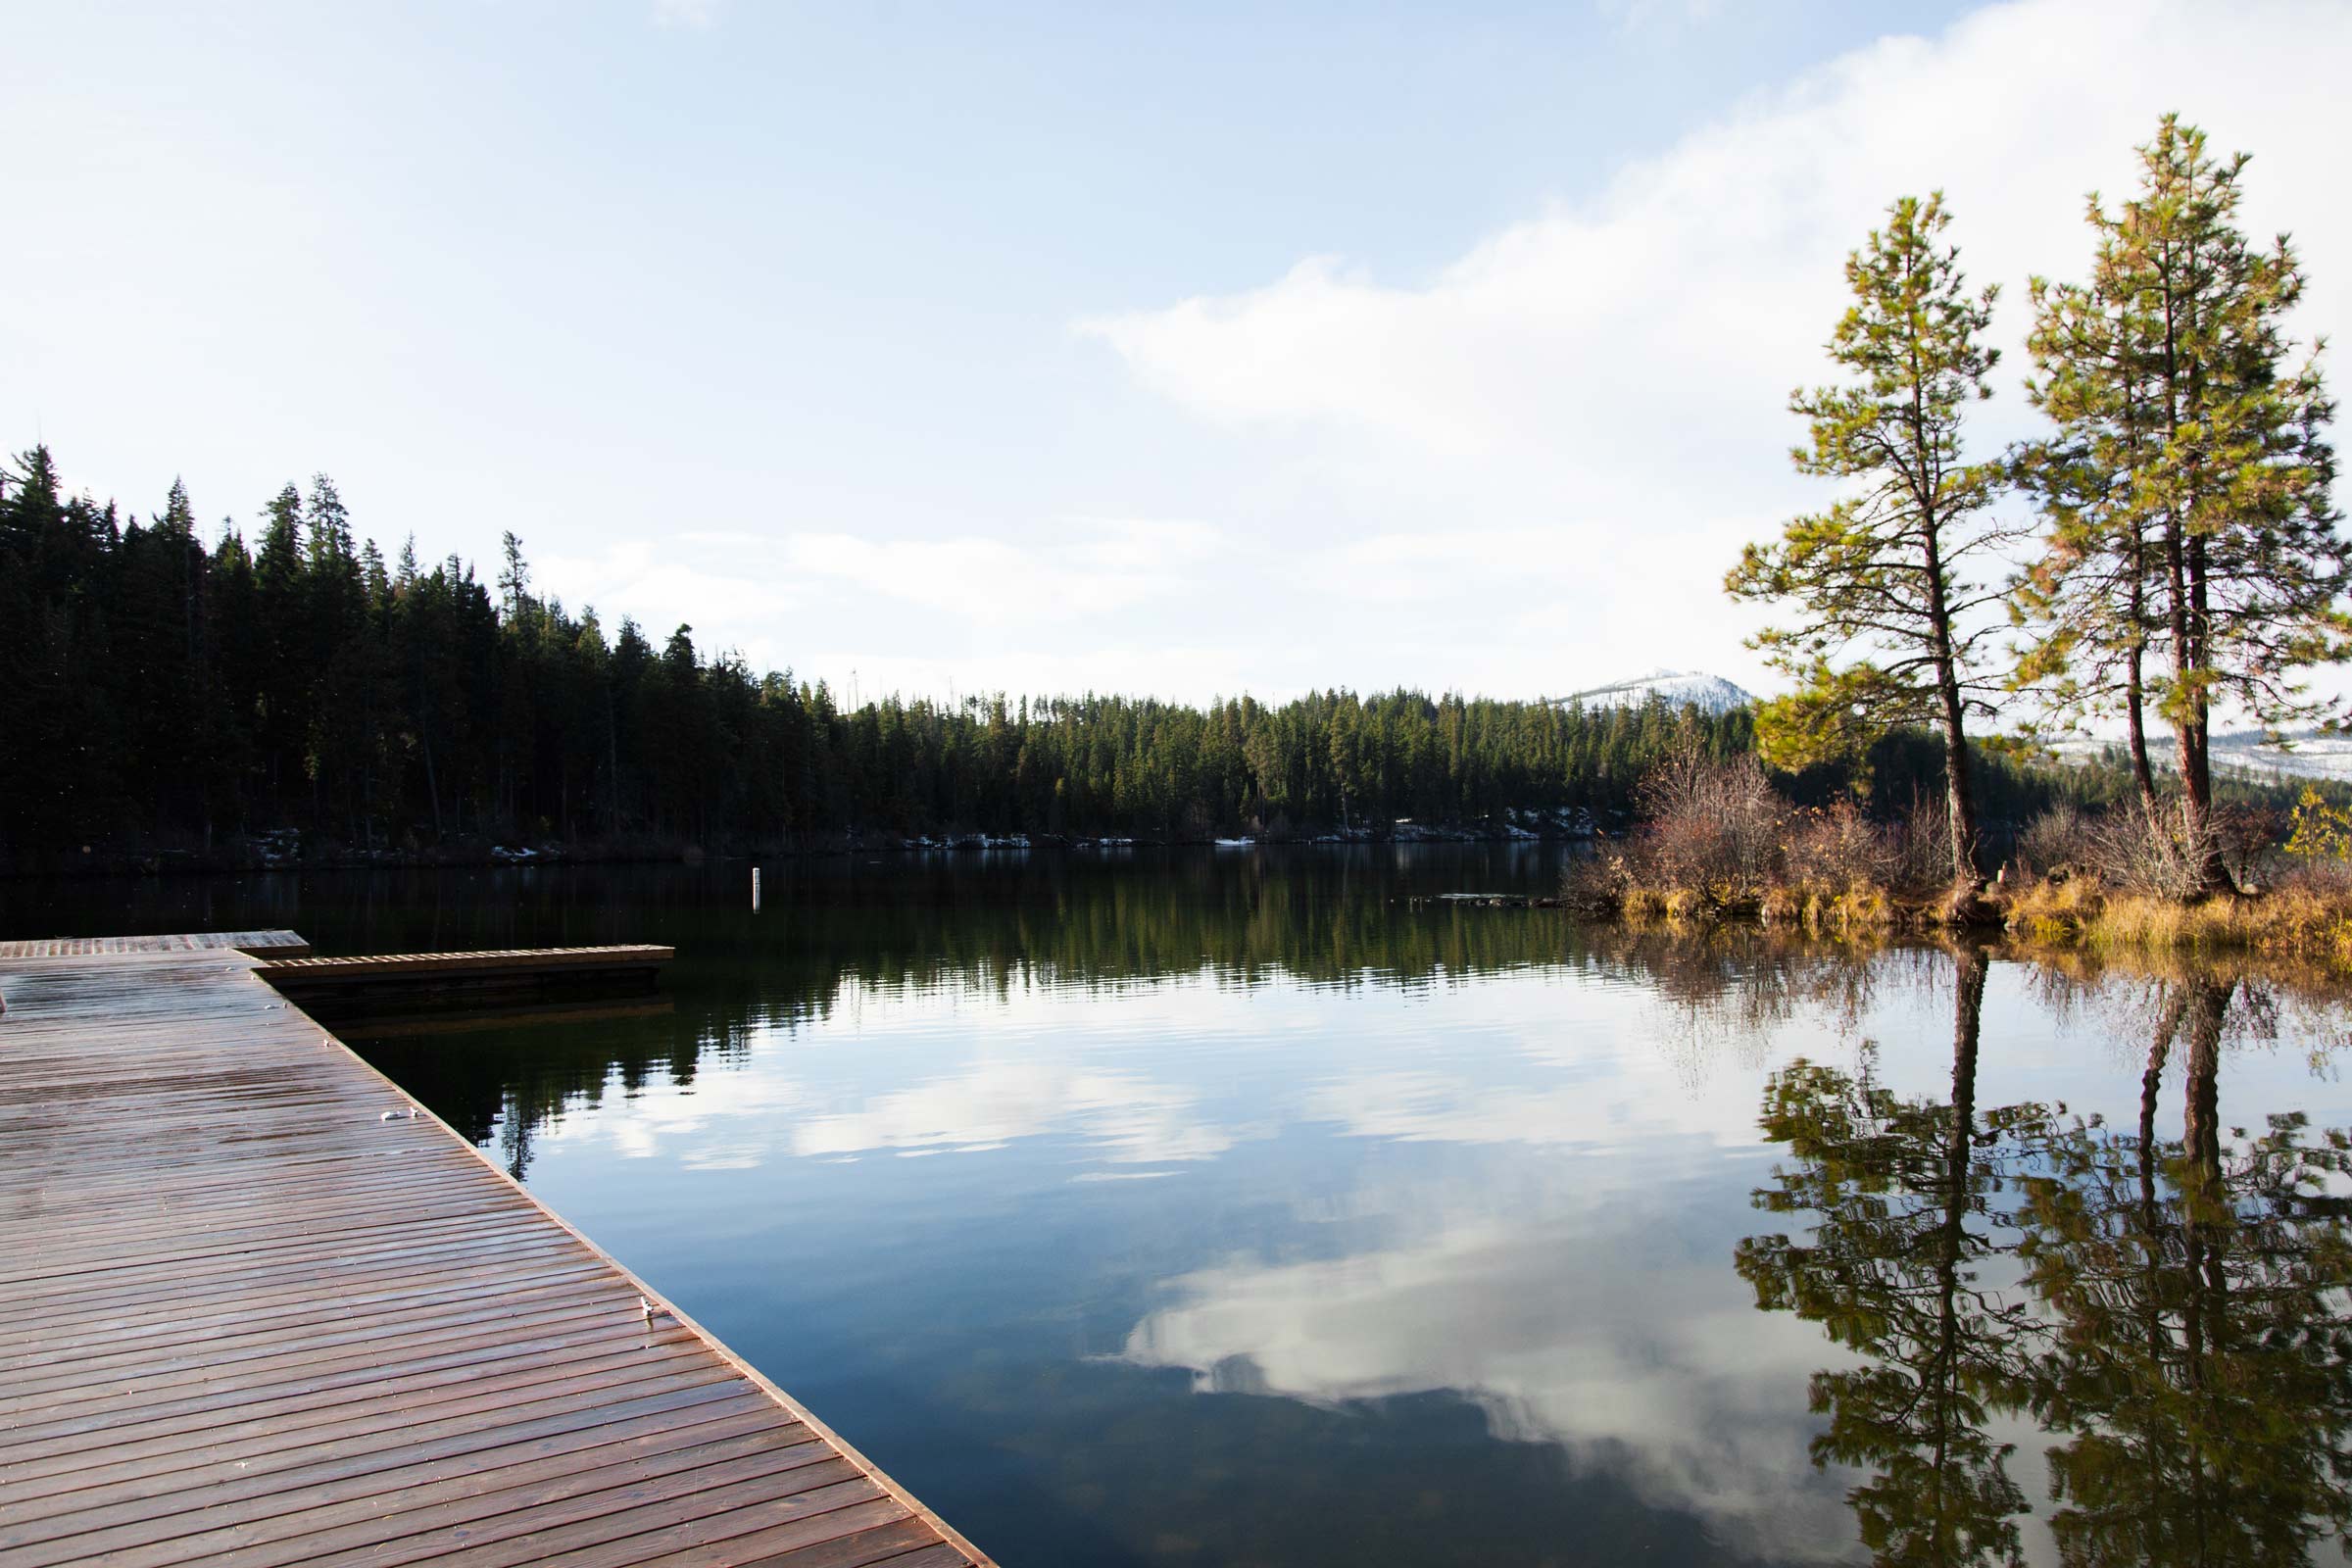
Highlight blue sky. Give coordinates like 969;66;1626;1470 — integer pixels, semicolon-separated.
7;1;2344;707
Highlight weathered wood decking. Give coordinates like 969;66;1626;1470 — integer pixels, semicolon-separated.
0;936;992;1568
0;930;312;960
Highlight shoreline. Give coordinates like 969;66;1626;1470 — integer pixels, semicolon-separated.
4;825;1595;881
1519;876;2352;972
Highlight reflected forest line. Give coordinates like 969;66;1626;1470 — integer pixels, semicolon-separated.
1741;950;2352;1566
296;849;2352;1179
329;850;1609;1170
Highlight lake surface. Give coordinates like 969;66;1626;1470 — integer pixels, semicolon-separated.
13;847;2352;1566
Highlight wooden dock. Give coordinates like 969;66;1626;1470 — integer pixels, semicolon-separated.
253;946;675;1018
253;947;675;985
0;930;312;960
0;935;993;1568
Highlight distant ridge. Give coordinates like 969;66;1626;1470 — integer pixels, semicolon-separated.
1560;668;1756;716
2052;728;2352;785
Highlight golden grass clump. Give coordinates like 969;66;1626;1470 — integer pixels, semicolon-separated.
1661;886;1710;922
1997;874;2107;941
1595;860;2352;966
1752;878;1904;933
1994;873;2352;965
1617;885;1668;921
1821;883;1896;931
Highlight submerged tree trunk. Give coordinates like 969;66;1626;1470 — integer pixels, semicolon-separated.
2129;985;2186;1568
2176;974;2233;1565
2180;978;2230;1256
1928;945;1989;1559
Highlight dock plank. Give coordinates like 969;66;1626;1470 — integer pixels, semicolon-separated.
0;930;310;960
253;945;674;980
0;941;991;1568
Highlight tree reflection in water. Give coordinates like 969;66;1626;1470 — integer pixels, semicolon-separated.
2021;976;2352;1566
1738;947;2041;1566
1741;956;2352;1566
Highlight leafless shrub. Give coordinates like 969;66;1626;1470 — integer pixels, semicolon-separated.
1630;749;1790;902
1785;800;1897;889
2016;805;2097;880
2082;800;2208;900
1561;847;1632;911
2017;797;2278;898
1886;792;1955;896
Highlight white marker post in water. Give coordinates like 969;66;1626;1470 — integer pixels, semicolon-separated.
752;866;761;911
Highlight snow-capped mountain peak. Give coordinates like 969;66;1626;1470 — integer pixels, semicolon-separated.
1558;668;1756;715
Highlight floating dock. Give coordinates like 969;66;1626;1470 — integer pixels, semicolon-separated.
253;945;675;1018
0;934;992;1568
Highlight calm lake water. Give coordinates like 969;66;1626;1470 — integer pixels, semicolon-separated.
12;847;2352;1567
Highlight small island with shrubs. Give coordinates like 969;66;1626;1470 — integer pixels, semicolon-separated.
1566;740;2352;967
1570;115;2352;967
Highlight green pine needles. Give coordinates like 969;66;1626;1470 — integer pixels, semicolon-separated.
2016;116;2343;893
1728;192;2016;889
1735;117;2344;898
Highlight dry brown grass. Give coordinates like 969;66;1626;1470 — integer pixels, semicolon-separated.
1592;867;2352;969
1571;753;2352;961
1617;884;1667;921
1608;873;1907;934
1992;872;2352;965
1768;881;1902;932
1997;872;2106;941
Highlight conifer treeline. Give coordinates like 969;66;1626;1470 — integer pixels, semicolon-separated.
4;446;1777;868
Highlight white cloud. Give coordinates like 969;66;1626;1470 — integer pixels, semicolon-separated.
787;643;1308;706
543;517;1222;631
540;972;1251;1170
790;1056;1235;1165
536;517;1266;697
1121;1206;1863;1561
538;539;800;637
651;0;720;29
1083;0;2352;695
781;517;1225;625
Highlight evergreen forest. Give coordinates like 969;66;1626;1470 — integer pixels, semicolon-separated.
0;445;2149;873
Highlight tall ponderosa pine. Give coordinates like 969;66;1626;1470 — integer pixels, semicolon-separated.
2013;239;2169;818
1728;193;2013;890
2014;117;2343;894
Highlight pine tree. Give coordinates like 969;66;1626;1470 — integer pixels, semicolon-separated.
1727;193;2014;890
2017;118;2343;893
251;482;307;815
2013;235;2168;816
